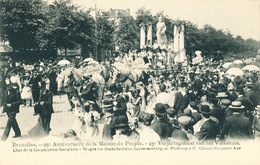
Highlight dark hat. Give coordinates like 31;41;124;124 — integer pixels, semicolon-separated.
114;116;129;128
209;85;219;93
200;104;211;115
109;83;118;92
229;101;244;109
207;92;217;101
220;99;231;105
216;92;228;98
178;116;192;126
154;103;167;116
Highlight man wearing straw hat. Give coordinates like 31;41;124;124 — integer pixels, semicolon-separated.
221;101;251;140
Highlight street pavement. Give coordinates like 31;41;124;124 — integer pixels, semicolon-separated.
0;94;75;142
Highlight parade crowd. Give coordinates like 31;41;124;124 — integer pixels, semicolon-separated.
1;51;260;142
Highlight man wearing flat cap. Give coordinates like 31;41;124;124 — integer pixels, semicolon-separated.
221;101;251;140
193;104;220;141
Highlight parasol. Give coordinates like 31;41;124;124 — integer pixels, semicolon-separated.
83;58;94;62
242;65;260;71
222;62;233;69
226;68;244;76
24;65;34;71
233;60;244;64
57;59;70;66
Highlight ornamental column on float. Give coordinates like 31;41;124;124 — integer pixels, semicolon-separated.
173;23;187;66
140;24;146;49
147;23;153;47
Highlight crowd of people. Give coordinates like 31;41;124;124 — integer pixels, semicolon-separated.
1;51;260;142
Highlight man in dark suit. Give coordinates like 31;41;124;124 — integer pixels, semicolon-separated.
173;82;189;116
109;83;127;116
194;104;220;141
188;84;203;104
235;86;254;118
151;103;173;140
221;101;251;140
37;81;54;135
235;86;254;134
1;78;21;141
28;70;42;115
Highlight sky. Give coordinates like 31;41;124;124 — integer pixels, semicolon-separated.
46;0;260;41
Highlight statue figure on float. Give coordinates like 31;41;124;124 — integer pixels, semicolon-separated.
156;15;167;47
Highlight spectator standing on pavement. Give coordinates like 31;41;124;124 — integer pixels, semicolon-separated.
1;76;22;141
28;70;42;115
37;81;54;135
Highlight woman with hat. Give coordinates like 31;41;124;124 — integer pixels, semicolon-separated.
221;101;251;140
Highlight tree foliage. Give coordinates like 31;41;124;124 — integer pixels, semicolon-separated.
1;1;259;59
0;0;46;51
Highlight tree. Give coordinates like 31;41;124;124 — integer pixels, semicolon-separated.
115;15;139;53
37;0;95;56
0;0;46;51
95;11;115;61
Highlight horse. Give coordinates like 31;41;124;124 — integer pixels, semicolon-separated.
109;62;144;87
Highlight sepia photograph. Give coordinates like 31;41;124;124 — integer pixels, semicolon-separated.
0;0;260;165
